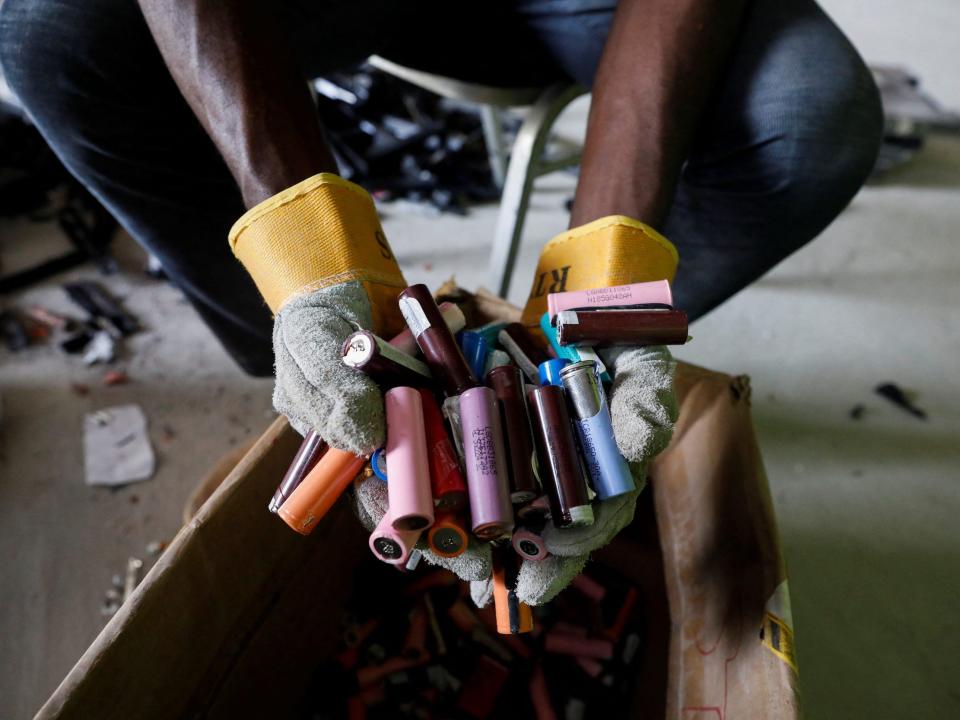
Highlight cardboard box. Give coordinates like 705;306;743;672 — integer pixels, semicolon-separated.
38;289;799;718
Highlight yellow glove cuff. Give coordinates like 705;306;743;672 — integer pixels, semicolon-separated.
521;215;679;326
228;173;406;335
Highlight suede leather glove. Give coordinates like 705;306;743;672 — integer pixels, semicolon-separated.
475;216;681;606
472;344;678;606
229;174;407;455
352;342;676;606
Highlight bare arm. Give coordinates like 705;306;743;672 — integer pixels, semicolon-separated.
137;0;337;207
571;0;746;229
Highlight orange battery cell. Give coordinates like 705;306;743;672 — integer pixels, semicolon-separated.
457;654;510;719
604;586;639;642
492;546;533;635
278;448;366;535
529;662;557;720
427;511;469;558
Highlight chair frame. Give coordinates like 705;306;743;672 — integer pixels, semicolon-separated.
367;56;586;298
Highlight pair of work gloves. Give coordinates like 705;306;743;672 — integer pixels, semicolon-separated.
229;174;679;607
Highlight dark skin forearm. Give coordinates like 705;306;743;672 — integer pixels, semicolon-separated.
572;0;746;230
137;0;337;207
137;0;741;223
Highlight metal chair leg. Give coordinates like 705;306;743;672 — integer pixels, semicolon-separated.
480;105;507;190
487;84;586;299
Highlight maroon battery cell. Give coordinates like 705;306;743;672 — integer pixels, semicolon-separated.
485;365;539;503
399;284;478;396
268;430;326;513
342;330;433;388
527;385;593;528
555;308;689;347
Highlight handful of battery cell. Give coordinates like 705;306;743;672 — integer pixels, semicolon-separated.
268;280;686;634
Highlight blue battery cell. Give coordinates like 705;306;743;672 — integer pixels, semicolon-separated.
459;330;489;381
538;358;570;387
539;312;610;383
371;447;389;483
559;361;634;500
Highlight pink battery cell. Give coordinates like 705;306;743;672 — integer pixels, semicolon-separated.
369;511;423;566
544;631;614;660
575;656;604;678
512;528;548;562
570;573;607;602
385;387;434;531
547;279;673;321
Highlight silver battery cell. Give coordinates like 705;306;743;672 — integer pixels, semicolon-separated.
442;395;466;469
342;329;432;386
559;360;635;500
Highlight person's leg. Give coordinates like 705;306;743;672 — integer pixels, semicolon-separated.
0;0;419;375
516;0;883;320
661;0;883;319
0;0;275;374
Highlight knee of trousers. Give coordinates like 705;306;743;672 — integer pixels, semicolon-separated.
0;0;149;138
0;0;75;112
762;66;884;241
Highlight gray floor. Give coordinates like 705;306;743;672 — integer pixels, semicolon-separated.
2;1;959;717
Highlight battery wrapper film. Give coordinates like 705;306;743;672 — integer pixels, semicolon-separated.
459;387;514;540
486;365;539;504
399;284;478;396
527;385;594;529
560;361;635;500
555;308;689;347
385;387;434;532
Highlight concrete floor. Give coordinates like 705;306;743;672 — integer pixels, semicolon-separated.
1;1;958;717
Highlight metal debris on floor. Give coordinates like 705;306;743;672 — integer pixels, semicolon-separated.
83;404;156;487
102;370;129;386
872;65;960;172
100;548;166;619
874;382;928;420
311;65;505;215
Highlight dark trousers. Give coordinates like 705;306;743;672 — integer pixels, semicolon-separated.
0;0;882;376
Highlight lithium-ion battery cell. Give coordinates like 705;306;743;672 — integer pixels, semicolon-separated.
555;308;689;347
342;329;433;387
537;358;570;387
527;385;594;528
369;510;423;566
269;430;326;513
512;527;548;562
546;279;673;321
418;388;467;510
485;365;539;503
428;511;469;558
459;386;514;540
560;360;635;500
385;387;434;531
399;284;478;396
278;448;366;535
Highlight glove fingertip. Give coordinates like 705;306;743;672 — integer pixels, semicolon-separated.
471;578;493;609
516;554;588;606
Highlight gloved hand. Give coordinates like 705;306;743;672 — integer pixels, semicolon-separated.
229;174;407;455
352;342;676;605
354;470;493;580
470;344;677;606
478;215;681;606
